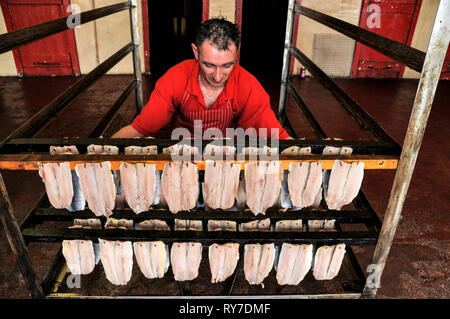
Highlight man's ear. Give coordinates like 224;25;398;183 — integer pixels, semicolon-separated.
191;43;199;60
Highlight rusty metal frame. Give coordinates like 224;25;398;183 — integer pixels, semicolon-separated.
0;1;144;299
279;0;450;299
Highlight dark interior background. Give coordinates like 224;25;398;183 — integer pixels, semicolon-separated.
239;0;288;78
148;0;203;77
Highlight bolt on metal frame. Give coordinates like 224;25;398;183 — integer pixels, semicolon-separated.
279;0;450;298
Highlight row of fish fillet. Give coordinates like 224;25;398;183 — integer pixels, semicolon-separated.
62;239;346;286
39;159;364;216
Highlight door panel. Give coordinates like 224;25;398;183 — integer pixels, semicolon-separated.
1;0;80;76
352;0;422;78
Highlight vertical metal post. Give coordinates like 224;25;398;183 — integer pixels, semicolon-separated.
0;172;44;299
278;0;296;124
362;0;450;298
129;0;144;113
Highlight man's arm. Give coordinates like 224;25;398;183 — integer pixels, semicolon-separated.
111;125;145;138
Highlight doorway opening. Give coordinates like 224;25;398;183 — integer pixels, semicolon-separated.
239;0;288;78
148;0;203;78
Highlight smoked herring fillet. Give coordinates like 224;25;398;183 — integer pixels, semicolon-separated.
134;241;169;279
180;161;199;211
38;162;73;209
288;162;309;209
302;161;323;208
261;161;283;212
244;161;268;215
276;243;313;285
209;243;240;283
204;160;223;209
313;244;346;280
325;160;351;210
336;161;365;209
170;242;202;281
99;239;133;285
75;162;116;217
119;162;157;214
244;243;275;286
62;240;97;276
50;145;85;211
161;162;183;214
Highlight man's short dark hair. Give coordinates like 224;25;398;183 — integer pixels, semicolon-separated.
195;17;240;51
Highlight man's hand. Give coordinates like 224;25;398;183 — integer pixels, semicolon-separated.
111;125;146;138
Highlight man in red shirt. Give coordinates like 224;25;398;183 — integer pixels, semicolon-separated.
112;18;291;139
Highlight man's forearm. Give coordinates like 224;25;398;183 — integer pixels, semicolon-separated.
111;125;146;138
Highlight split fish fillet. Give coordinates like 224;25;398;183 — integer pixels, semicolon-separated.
180;161;199;211
175;219;203;231
287;162;309;209
335;161;365;209
302;162;323;208
276;243;313;285
99;238;133;285
244;243;275;286
325;160;352;210
170;242;202;281
119;162;157;214
245;161;282;215
75;162;116;217
38;162;73;209
161;162;183;214
133;241;168;279
261;161;283;212
136;219;170;231
207;220;236;232
275;219;303;232
239;218;271;232
49;145;85;211
313;244;346;280
62;240;96;275
209;243;240;283
204;143;236;160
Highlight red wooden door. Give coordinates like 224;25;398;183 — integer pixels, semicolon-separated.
440;47;450;80
352;0;422;78
1;0;80;76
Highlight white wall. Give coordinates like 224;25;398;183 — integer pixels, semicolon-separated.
0;8;18;76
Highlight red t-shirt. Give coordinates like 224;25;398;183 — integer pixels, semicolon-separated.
132;59;289;139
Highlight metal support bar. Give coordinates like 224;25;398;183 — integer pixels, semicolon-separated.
0;173;44;299
32;207;376;223
362;0;450;298
0;43;134;149
129;0;144;112
287;83;327;139
88;79;137;138
0;2;130;55
289;45;399;147
278;0;297;123
22;227;378;245
295;5;425;72
1;137;401;155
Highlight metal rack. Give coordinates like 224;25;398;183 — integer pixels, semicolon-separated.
0;0;448;299
278;0;450;298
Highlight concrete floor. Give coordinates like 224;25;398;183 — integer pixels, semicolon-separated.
0;74;448;298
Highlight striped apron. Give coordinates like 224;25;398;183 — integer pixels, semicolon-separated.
175;90;235;139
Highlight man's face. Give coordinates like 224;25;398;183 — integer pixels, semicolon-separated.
192;40;238;88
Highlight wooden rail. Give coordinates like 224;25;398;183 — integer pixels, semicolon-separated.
0;154;398;170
